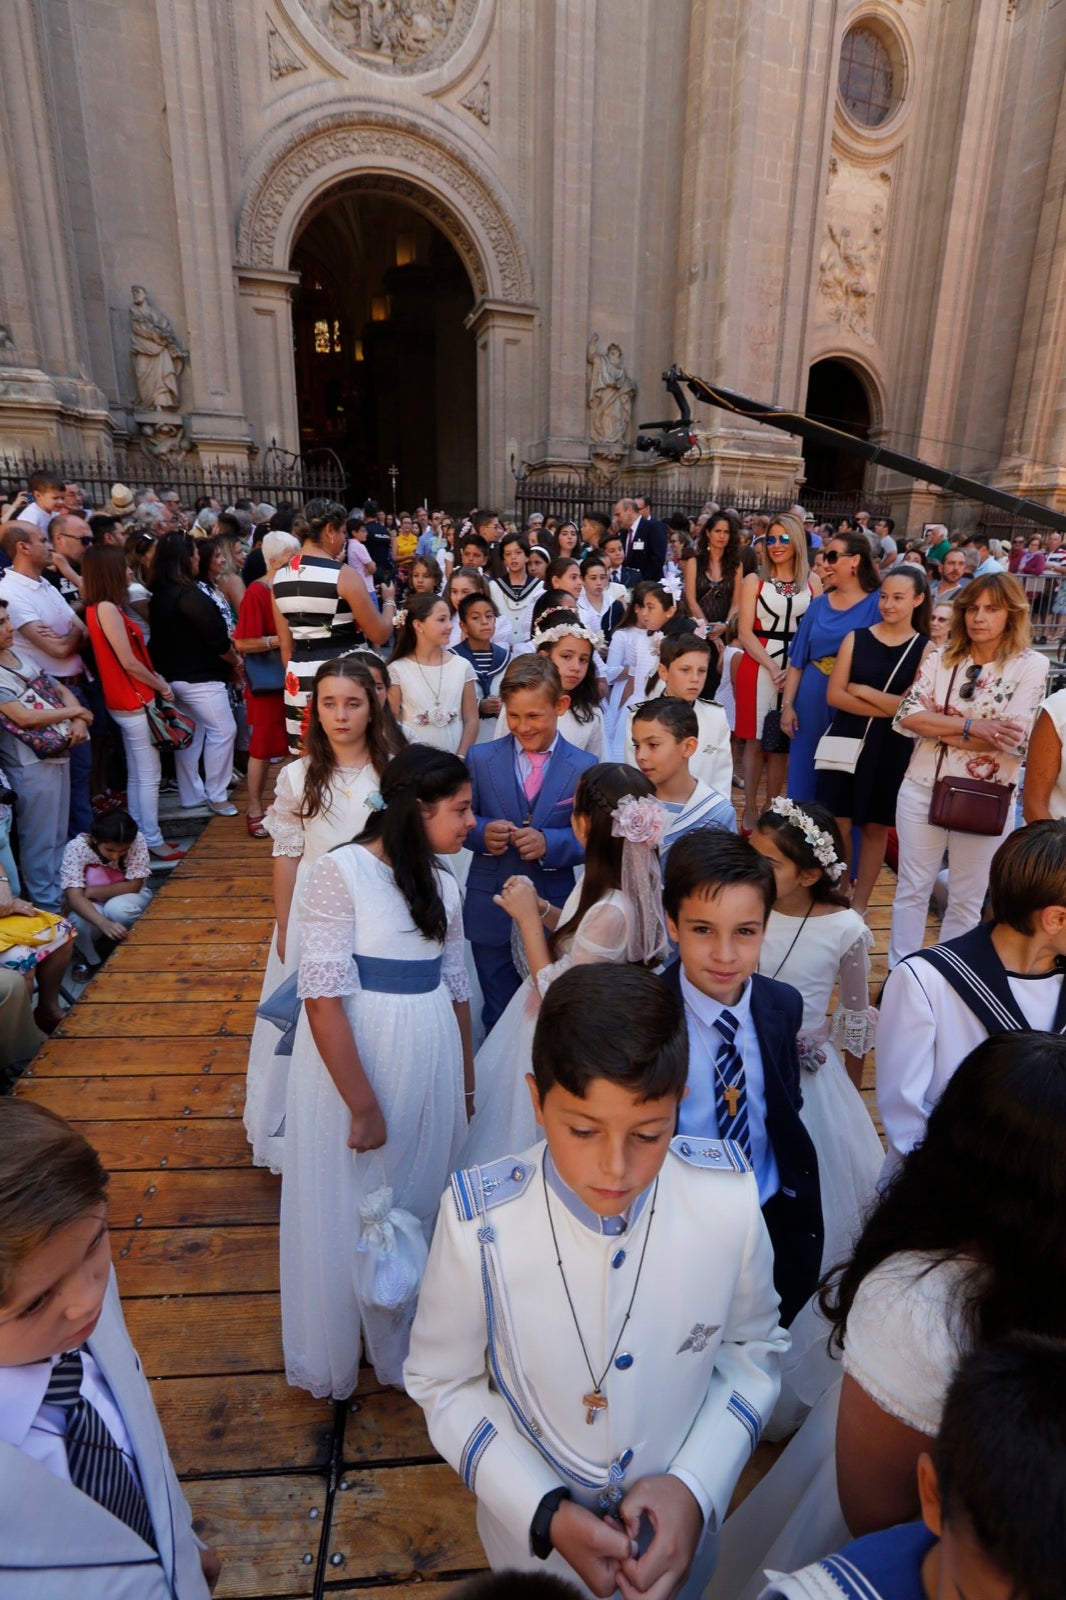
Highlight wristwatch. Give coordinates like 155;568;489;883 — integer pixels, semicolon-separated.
530;1486;570;1560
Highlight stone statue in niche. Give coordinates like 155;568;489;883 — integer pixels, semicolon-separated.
325;0;457;66
817;160;891;342
129;286;188;412
587;334;636;462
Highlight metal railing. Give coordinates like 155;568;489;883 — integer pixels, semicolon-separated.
0;446;345;511
512;472;889;527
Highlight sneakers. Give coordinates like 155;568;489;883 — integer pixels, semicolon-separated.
207;800;238;817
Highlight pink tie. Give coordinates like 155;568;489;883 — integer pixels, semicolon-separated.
523;749;550;804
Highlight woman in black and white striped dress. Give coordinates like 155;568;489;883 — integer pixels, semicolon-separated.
272;500;395;752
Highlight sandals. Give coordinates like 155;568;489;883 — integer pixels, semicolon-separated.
247;813;269;839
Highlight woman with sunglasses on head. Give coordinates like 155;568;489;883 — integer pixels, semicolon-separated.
887;572;1047;966
780;530;882;804
736;511;822;833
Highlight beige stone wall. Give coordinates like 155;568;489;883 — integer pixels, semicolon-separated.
1;0;1064;524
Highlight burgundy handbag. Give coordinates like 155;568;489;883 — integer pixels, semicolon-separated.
928;664;1014;836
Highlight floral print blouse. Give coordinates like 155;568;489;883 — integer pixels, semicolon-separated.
893;646;1048;789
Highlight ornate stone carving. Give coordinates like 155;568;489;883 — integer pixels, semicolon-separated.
461;71;490;125
586;333;635;463
301;0;479;75
817;160;892;341
134;415;193;460
129;286;187;411
238;111;533;304
268;20;306;78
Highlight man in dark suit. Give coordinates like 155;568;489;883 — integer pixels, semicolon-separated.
464;655;597;1031
661;830;823;1325
615;496;668;582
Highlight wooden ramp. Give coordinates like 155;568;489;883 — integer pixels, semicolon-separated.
16;807;920;1599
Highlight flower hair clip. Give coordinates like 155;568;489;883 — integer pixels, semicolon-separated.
392;608;407;630
768;796;846;880
533;620;605;652
366;791;386;812
611;794;668;847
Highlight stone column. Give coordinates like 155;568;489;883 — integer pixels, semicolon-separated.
465;300;537;511
0;0;111;451
536;0;598;463
153;0;251;461
235;269;301;461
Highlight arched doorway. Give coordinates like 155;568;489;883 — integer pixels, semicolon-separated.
291;187;477;511
801;359;874;494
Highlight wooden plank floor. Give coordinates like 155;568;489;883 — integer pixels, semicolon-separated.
15;797;930;1599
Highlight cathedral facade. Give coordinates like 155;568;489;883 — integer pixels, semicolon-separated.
1;0;1065;523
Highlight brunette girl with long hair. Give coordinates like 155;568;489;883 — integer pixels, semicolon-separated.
460;761;669;1168
244;656;398;1176
281;744;475;1397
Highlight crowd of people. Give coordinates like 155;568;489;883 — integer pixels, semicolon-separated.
1;471;1066;1600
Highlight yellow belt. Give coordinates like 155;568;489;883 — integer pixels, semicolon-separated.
810;655;837;676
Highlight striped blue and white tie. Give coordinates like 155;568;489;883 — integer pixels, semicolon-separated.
44;1349;156;1549
713;1008;751;1161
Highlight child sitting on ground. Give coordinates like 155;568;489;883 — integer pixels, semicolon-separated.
760;1334;1066;1600
406;963;787;1600
0;1099;219;1596
630;696;736;862
60;809;152;972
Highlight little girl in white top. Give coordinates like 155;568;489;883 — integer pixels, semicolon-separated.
387;592;479;756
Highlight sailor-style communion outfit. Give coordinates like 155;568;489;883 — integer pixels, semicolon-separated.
876;919;1066;1172
404;1137;787;1598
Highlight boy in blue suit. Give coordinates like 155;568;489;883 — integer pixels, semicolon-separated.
661;829;823;1326
0;1099;218;1598
464;654;597;1031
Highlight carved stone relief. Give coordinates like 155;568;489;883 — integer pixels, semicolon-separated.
817;156;893;342
238;112;533;305
129;285;192;460
298;0;479;75
587;333;636;464
268;20;306;79
460;71;490;125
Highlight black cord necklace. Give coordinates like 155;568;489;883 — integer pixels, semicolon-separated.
769;898;814;980
543;1176;658;1424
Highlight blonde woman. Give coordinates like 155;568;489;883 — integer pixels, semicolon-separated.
735;511;821;832
889;572;1048;965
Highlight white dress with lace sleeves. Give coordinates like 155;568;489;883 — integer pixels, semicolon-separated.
459;888;631;1168
758;908;884;1280
244;757;383;1175
279;844;466;1399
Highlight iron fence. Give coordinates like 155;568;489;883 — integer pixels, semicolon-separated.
0;443;345;512
512;473;888;526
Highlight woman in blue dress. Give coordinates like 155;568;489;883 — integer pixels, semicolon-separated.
782;531;882;801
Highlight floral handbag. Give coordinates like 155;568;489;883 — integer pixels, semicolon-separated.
0;665;72;758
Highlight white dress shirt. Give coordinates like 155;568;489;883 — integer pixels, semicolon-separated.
0;568;84;678
677;971;781;1205
0;1345;143;1491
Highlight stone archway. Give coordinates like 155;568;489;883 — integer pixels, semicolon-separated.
802;356;882;494
235;106;535;504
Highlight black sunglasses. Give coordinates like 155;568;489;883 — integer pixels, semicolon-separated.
823;549;856;564
958;663;982;702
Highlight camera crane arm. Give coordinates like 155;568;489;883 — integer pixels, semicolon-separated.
666;364;1066;533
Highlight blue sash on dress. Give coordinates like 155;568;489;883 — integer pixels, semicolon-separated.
257;955;443;1056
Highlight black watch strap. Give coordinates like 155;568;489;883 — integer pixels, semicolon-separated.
530;1486;570;1560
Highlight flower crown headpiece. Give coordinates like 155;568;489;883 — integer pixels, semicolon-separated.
534;620;605;652
611;794;667;847
768;797;846;881
392;608;407;630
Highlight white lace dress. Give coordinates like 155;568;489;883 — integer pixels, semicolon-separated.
280;844;469;1399
760;908;883;1277
459;887;630;1167
244;759;382;1174
604;626;659;759
388;652;475;753
709;1250;970;1600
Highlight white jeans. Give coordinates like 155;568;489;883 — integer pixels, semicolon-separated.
170;680;236;806
71;888;153;964
889;775;1012;967
110;707;164;850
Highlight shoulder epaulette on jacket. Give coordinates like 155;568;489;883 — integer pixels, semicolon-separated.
670;1135;752;1174
450;1155;536;1220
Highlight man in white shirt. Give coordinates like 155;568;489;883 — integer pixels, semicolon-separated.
0;521;93;831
